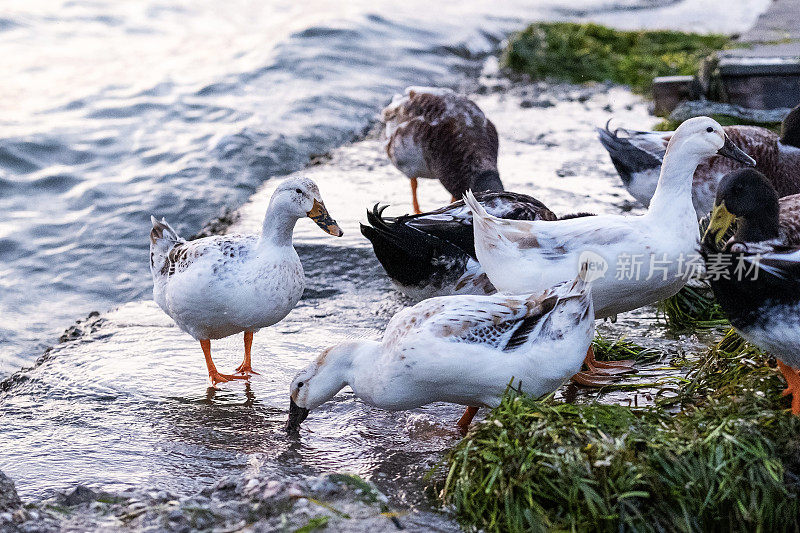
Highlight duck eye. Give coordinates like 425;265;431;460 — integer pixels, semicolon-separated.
297;381;304;388
295;188;303;194
706;127;714;133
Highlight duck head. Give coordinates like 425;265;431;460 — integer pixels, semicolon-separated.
270;177;343;237
667;116;756;167
703;168;780;250
286;342;360;433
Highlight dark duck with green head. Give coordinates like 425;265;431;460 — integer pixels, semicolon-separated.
702;168;800;414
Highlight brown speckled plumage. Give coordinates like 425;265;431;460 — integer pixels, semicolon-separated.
383;87;502;198
779;194;800;245
156;235;257;277
699;126;800;198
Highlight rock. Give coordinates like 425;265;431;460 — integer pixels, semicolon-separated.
0;471;21;512
56;485;97;507
669;100;792;124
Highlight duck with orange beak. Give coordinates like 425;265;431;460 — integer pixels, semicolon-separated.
150;177;343;387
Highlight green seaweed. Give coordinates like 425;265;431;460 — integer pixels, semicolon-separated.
592;334;662;364
501;22;729;94
657;284;729;332
293;515;330;533
439;331;800;532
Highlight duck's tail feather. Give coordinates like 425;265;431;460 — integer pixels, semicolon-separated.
361;204;466;288
463;189;491;224
150;215;180;245
596;124;663;186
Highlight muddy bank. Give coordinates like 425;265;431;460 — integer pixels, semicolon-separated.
0;71;719;531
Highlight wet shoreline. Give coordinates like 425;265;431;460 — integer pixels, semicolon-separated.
0;71;710;531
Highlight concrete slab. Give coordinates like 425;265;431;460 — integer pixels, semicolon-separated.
717;0;800;109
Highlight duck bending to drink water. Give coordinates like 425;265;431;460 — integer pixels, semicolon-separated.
465;117;756;369
286;266;595;433
150;177;343;387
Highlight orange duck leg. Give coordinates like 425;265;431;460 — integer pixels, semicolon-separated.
201;339;249;387
235;331;260;376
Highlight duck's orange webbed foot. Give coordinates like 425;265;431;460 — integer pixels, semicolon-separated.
776;360;800;415
234;331;260;376
234;363;260;375
209;371;249;387
585;345;635;373
570;346;636;387
201;338;251;388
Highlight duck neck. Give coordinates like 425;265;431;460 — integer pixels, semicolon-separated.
345;341;383;398
645;145;700;219
259;200;301;248
470;169;504;193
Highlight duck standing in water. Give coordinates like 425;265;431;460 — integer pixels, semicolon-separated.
703;168;800;414
287;266;595;433
467;117;756;375
382;87;502;214
597;104;800;218
150;177;343;387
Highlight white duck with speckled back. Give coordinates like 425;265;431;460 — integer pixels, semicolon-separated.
150;177;343;387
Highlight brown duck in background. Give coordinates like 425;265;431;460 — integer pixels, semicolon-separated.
382;87;502;213
598;104;800;219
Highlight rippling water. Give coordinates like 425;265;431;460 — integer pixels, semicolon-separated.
0;0;767;376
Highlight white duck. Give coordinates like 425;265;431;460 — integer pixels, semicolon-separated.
150;177;343;386
466;116;756;323
286;267;594;433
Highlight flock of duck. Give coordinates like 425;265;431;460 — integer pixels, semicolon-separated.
148;86;800;433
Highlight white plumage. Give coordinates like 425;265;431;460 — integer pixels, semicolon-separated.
150;176;342;386
286;270;594;432
467;117;757;320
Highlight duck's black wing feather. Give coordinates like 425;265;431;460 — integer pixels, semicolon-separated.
360;204;472;288
360;192;557;292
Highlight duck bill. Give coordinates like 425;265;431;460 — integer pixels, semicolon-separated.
307;199;343;237
703;201;737;250
717;136;756;167
286;398;310;433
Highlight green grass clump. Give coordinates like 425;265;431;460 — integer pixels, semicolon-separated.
593;334;662;365
671;328;776;406
658;284;729;331
501;22;729;93
439;335;800;532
